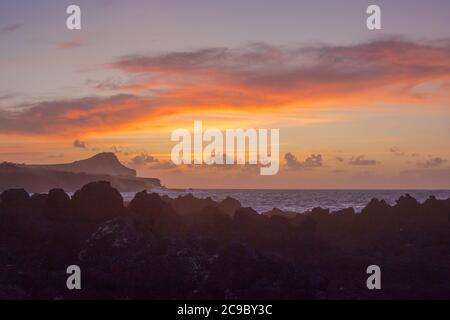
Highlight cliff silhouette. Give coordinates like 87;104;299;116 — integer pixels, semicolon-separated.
0;181;449;300
27;152;137;178
0;153;160;192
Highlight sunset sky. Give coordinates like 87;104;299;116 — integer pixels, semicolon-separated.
1;0;449;189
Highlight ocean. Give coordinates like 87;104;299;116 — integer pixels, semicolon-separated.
122;189;450;214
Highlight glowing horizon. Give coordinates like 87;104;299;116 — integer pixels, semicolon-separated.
1;0;449;189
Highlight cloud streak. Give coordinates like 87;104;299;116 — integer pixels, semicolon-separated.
348;156;378;166
1;38;449;136
0;23;23;35
109;38;450;107
0;94;172;135
58;40;82;49
416;157;447;169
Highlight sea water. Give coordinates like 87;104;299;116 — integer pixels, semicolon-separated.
121;189;450;214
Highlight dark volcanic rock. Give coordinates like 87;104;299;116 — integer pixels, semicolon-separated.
162;193;240;217
44;188;71;220
0;188;29;206
1;182;450;300
0;188;48;245
332;207;355;215
219;197;241;216
128;190;180;236
78;217;144;264
72;181;124;223
311;207;330;216
185;205;232;240
361;198;391;216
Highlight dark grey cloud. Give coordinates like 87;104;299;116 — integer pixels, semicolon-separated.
284;153;323;169
389;147;405;156
129;153;158;166
348;155;378;166
128;153;177;170
111;37;450;93
115;47;231;72
416;157;447;169
91;78;127;91
304;154;323;167
0;93;18;101
73;140;87;149
0;23;23;35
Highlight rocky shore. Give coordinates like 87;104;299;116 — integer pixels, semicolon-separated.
1;181;449;299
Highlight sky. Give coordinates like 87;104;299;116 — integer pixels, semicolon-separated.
0;0;449;189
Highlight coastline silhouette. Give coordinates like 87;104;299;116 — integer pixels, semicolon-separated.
0;153;161;193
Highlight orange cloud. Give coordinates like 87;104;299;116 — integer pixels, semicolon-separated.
1;38;449;137
109;38;450;107
57;40;82;49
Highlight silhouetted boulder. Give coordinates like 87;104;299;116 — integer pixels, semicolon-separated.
44;188;72;220
233;207;265;232
128;190;179;236
361;198;391;216
269;214;291;229
311;207;330;216
417;196;450;226
129;191;166;221
234;207;260;221
218;197;241;216
30;193;48;208
163;194;229;216
396;193;420;207
0;188;49;246
48;188;70;205
72;181;124;223
0;188;29;206
394;194;421;219
165;194;208;215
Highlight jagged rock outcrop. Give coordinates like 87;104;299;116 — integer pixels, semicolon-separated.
162;193;241;217
72;181;124;223
128;190;180;236
0;182;450;300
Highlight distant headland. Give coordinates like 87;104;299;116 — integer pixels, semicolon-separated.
0;152;161;192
